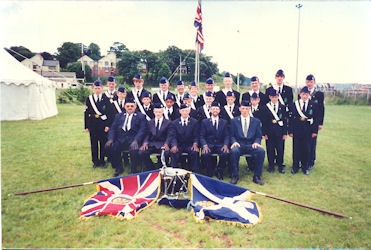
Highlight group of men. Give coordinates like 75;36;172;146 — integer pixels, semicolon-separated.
84;69;324;185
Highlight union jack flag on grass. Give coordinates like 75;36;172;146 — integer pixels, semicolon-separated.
80;170;161;220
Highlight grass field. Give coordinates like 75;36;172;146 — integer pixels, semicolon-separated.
1;104;370;248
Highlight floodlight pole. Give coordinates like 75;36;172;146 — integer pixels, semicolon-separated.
295;4;303;94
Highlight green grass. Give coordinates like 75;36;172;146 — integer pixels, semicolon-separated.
2;104;370;248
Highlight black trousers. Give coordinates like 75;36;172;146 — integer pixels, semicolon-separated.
139;147;170;171
309;136;317;166
201;146;229;177
292;133;311;171
170;145;199;171
111;142;139;174
89;130;107;165
266;133;284;168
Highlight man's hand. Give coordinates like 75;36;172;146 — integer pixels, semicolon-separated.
231;142;240;149
170;145;178;154
139;143;148;151
129;140;139;150
104;127;109;132
191;143;199;152
85;128;89;133
105;139;114;151
163;144;170;151
263;135;268;140
221;145;229;153
202;145;211;154
289;133;293;137
318;125;323;130
252;143;261;149
282;135;287;140
312;133;318;138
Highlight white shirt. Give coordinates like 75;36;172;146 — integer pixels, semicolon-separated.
227;104;234;112
143;104;151;111
309;87;315;95
299;99;308;111
251;104;259;113
134;88;143;97
181;117;189;126
270;102;279;113
155;117;163;130
241;116;250;135
222;88;232;95
122;113;133;131
107;90;115;96
94;93;102;102
160;90;169;100
118;99;125;107
211;116;219;129
166;106;173;114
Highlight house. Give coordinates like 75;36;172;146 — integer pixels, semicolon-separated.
41;71;77;89
77;52;118;78
21;54;60;73
137;62;147;73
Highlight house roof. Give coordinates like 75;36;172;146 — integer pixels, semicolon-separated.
41;71;76;78
43;60;59;67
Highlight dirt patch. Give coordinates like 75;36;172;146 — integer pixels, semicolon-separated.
175;218;187;225
210;233;232;247
150;223;192;247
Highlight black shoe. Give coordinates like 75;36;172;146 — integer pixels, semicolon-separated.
291;168;298;174
91;164;98;169
113;169;123;177
216;171;224;180
101;162;107;168
253;176;264;185
230;176;239;185
267;166;275;173
308;165;313;170
303;169;310;175
278;167;285;174
281;163;286;167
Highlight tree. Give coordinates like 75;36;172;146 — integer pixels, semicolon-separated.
65;62;92;82
117;51;140;84
41;52;54;60
109;42;128;58
6;46;34;61
159;46;185;73
88;43;102;61
156;63;172;83
55;42;81;68
138;50;160;80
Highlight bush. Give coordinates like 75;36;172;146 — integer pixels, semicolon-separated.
57;85;92;104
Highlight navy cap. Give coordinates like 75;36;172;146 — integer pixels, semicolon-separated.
276;69;285;77
142;91;151;99
251;76;259;82
224;72;231;78
107;76;115;82
159;77;168;84
165;93;175;101
211;101;220;108
226;91;235;97
177;80;184;86
306;74;315;81
241;100;251;107
126;98;136;104
268;88;278;96
153;103;163;109
205;78;214;85
179;103;189;110
251;92;259;99
133;74;142;80
93;80;102;86
205;91;214;97
300;86;310;93
183;93;191;99
190;81;197;87
117;86;126;93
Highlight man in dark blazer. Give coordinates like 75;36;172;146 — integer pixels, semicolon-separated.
288;86;319;175
197;91;214;121
126;74;148;106
105;98;148;176
153;77;176;107
169;104;200;171
139;103;171;170
137;90;154;121
265;69;293;168
164;93;180;121
84;80;110;169
215;73;240;106
249;92;264;122
241;76;268;105
220;91;241;123
200;101;229;179
261;89;288;173
189;81;204;110
182;93;199;119
104;76;118;103
229;101;265;185
298;74;325;170
200;77;216;106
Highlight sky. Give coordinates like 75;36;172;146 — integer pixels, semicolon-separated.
0;0;370;86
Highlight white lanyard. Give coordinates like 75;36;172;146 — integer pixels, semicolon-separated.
88;95;107;120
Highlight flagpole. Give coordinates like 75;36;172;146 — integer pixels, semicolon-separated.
197;52;200;86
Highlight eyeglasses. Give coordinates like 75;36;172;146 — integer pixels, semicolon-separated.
125;105;136;108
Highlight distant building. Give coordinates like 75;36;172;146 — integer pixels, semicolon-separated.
77;52;118;77
137;62;147;73
41;71;77;89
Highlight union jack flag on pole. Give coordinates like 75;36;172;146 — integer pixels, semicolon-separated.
194;0;204;53
80;171;161;220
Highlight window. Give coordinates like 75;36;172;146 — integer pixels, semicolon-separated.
105;61;109;72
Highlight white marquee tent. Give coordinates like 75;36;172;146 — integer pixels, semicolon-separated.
0;48;58;120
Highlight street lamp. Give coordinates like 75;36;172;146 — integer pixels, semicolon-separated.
295;3;303;93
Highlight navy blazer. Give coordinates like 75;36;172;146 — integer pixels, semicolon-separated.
230;116;262;146
144;118;171;149
250;105;264;123
108;112;148;146
288;100;319;136
298;90;325;125
241;91;268;106
153;91;176;105
138;104;155;120
261;103;288;137
215;90;240;107
265;85;293;106
126;88;150;105
84;94;110;130
200;118;229;147
196;105;211;121
220;104;240;123
169;117;199;147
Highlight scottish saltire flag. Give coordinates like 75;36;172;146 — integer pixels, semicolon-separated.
80;170;161;220
190;173;262;228
194;0;204;53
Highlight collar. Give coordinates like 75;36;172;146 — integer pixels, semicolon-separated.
181;117;189;123
211;116;219;122
156;116;163;123
144;104;150;109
